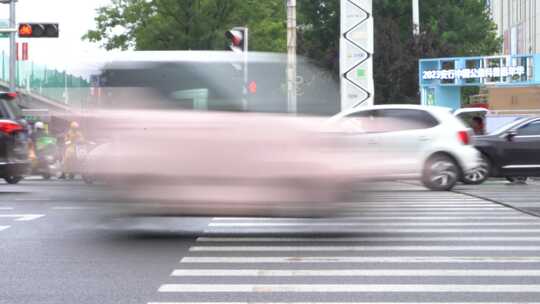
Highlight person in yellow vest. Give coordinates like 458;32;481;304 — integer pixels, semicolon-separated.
59;121;85;179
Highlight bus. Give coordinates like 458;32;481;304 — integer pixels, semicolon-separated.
91;51;340;116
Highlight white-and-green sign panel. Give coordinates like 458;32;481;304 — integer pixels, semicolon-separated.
340;0;374;111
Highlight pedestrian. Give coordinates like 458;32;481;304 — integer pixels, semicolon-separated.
59;121;85;180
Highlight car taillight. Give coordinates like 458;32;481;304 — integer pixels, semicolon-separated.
0;92;17;100
458;130;470;145
0;120;24;134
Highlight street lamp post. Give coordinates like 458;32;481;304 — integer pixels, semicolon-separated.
412;0;420;36
287;0;297;114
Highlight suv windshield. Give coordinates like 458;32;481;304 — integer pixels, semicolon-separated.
0;99;21;120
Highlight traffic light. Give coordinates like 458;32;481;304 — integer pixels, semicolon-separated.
225;27;247;53
18;23;59;38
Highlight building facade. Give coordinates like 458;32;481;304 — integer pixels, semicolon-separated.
490;0;540;55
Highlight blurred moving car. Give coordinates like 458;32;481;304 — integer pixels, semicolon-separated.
329;105;480;191
74;51;364;218
0;92;30;184
470;116;540;183
82;110;364;218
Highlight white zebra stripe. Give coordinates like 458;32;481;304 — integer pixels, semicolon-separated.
189;245;540;252
158;283;540;293
170;269;540;277
180;256;540;264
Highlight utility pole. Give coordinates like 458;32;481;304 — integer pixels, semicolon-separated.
287;0;297;114
9;0;16;92
242;27;249;112
412;0;420;36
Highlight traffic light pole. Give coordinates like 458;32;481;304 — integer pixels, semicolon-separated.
287;0;297;114
9;0;16;92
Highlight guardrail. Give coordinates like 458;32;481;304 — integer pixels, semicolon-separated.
0;51;91;109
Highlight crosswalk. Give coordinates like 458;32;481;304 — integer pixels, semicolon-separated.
148;185;540;304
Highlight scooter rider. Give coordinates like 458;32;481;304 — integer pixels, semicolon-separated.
29;122;46;163
32;122;47;142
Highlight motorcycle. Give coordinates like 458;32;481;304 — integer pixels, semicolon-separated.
32;136;61;179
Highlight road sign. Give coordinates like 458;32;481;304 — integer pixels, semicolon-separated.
0;19;9;38
340;0;374;111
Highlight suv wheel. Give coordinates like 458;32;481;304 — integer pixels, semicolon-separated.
462;155;490;185
422;154;459;191
4;176;23;184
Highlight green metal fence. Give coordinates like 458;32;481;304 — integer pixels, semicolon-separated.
0;51;91;109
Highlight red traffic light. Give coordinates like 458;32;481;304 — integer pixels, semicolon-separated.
18;23;59;38
225;27;247;52
226;30;243;46
18;24;33;37
248;81;257;94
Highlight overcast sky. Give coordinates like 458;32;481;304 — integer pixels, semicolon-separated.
0;0;111;76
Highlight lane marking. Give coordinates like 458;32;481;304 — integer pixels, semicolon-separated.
51;206;95;210
15;198;51;201
149;302;540;304
204;228;540;233
170;269;540;277
340;211;520;215
0;225;10;232
341;204;501;208
211;216;531;221
341;204;495;207
189;245;540;252
320;208;512;211
158;283;540;293
180;256;540;263
0;214;45;221
208;222;540;227
197;236;540;242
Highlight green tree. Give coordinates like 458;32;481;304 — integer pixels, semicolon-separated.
297;0;340;75
85;0;501;104
374;0;501;104
296;0;501;103
83;0;286;52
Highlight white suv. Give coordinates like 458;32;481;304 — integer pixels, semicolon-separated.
329;105;481;191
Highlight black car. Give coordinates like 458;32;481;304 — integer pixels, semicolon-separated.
463;116;540;184
0;92;30;184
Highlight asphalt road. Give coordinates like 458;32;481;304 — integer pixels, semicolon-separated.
1;178;540;304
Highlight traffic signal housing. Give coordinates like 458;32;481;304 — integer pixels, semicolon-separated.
18;23;59;38
225;27;247;53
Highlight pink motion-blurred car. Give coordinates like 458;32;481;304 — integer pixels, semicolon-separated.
82;110;366;217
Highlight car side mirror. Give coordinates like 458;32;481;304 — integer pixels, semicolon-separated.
506;130;518;142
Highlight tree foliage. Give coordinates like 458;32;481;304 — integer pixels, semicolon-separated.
84;0;501;104
83;0;286;52
373;0;501;103
296;1;340;75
